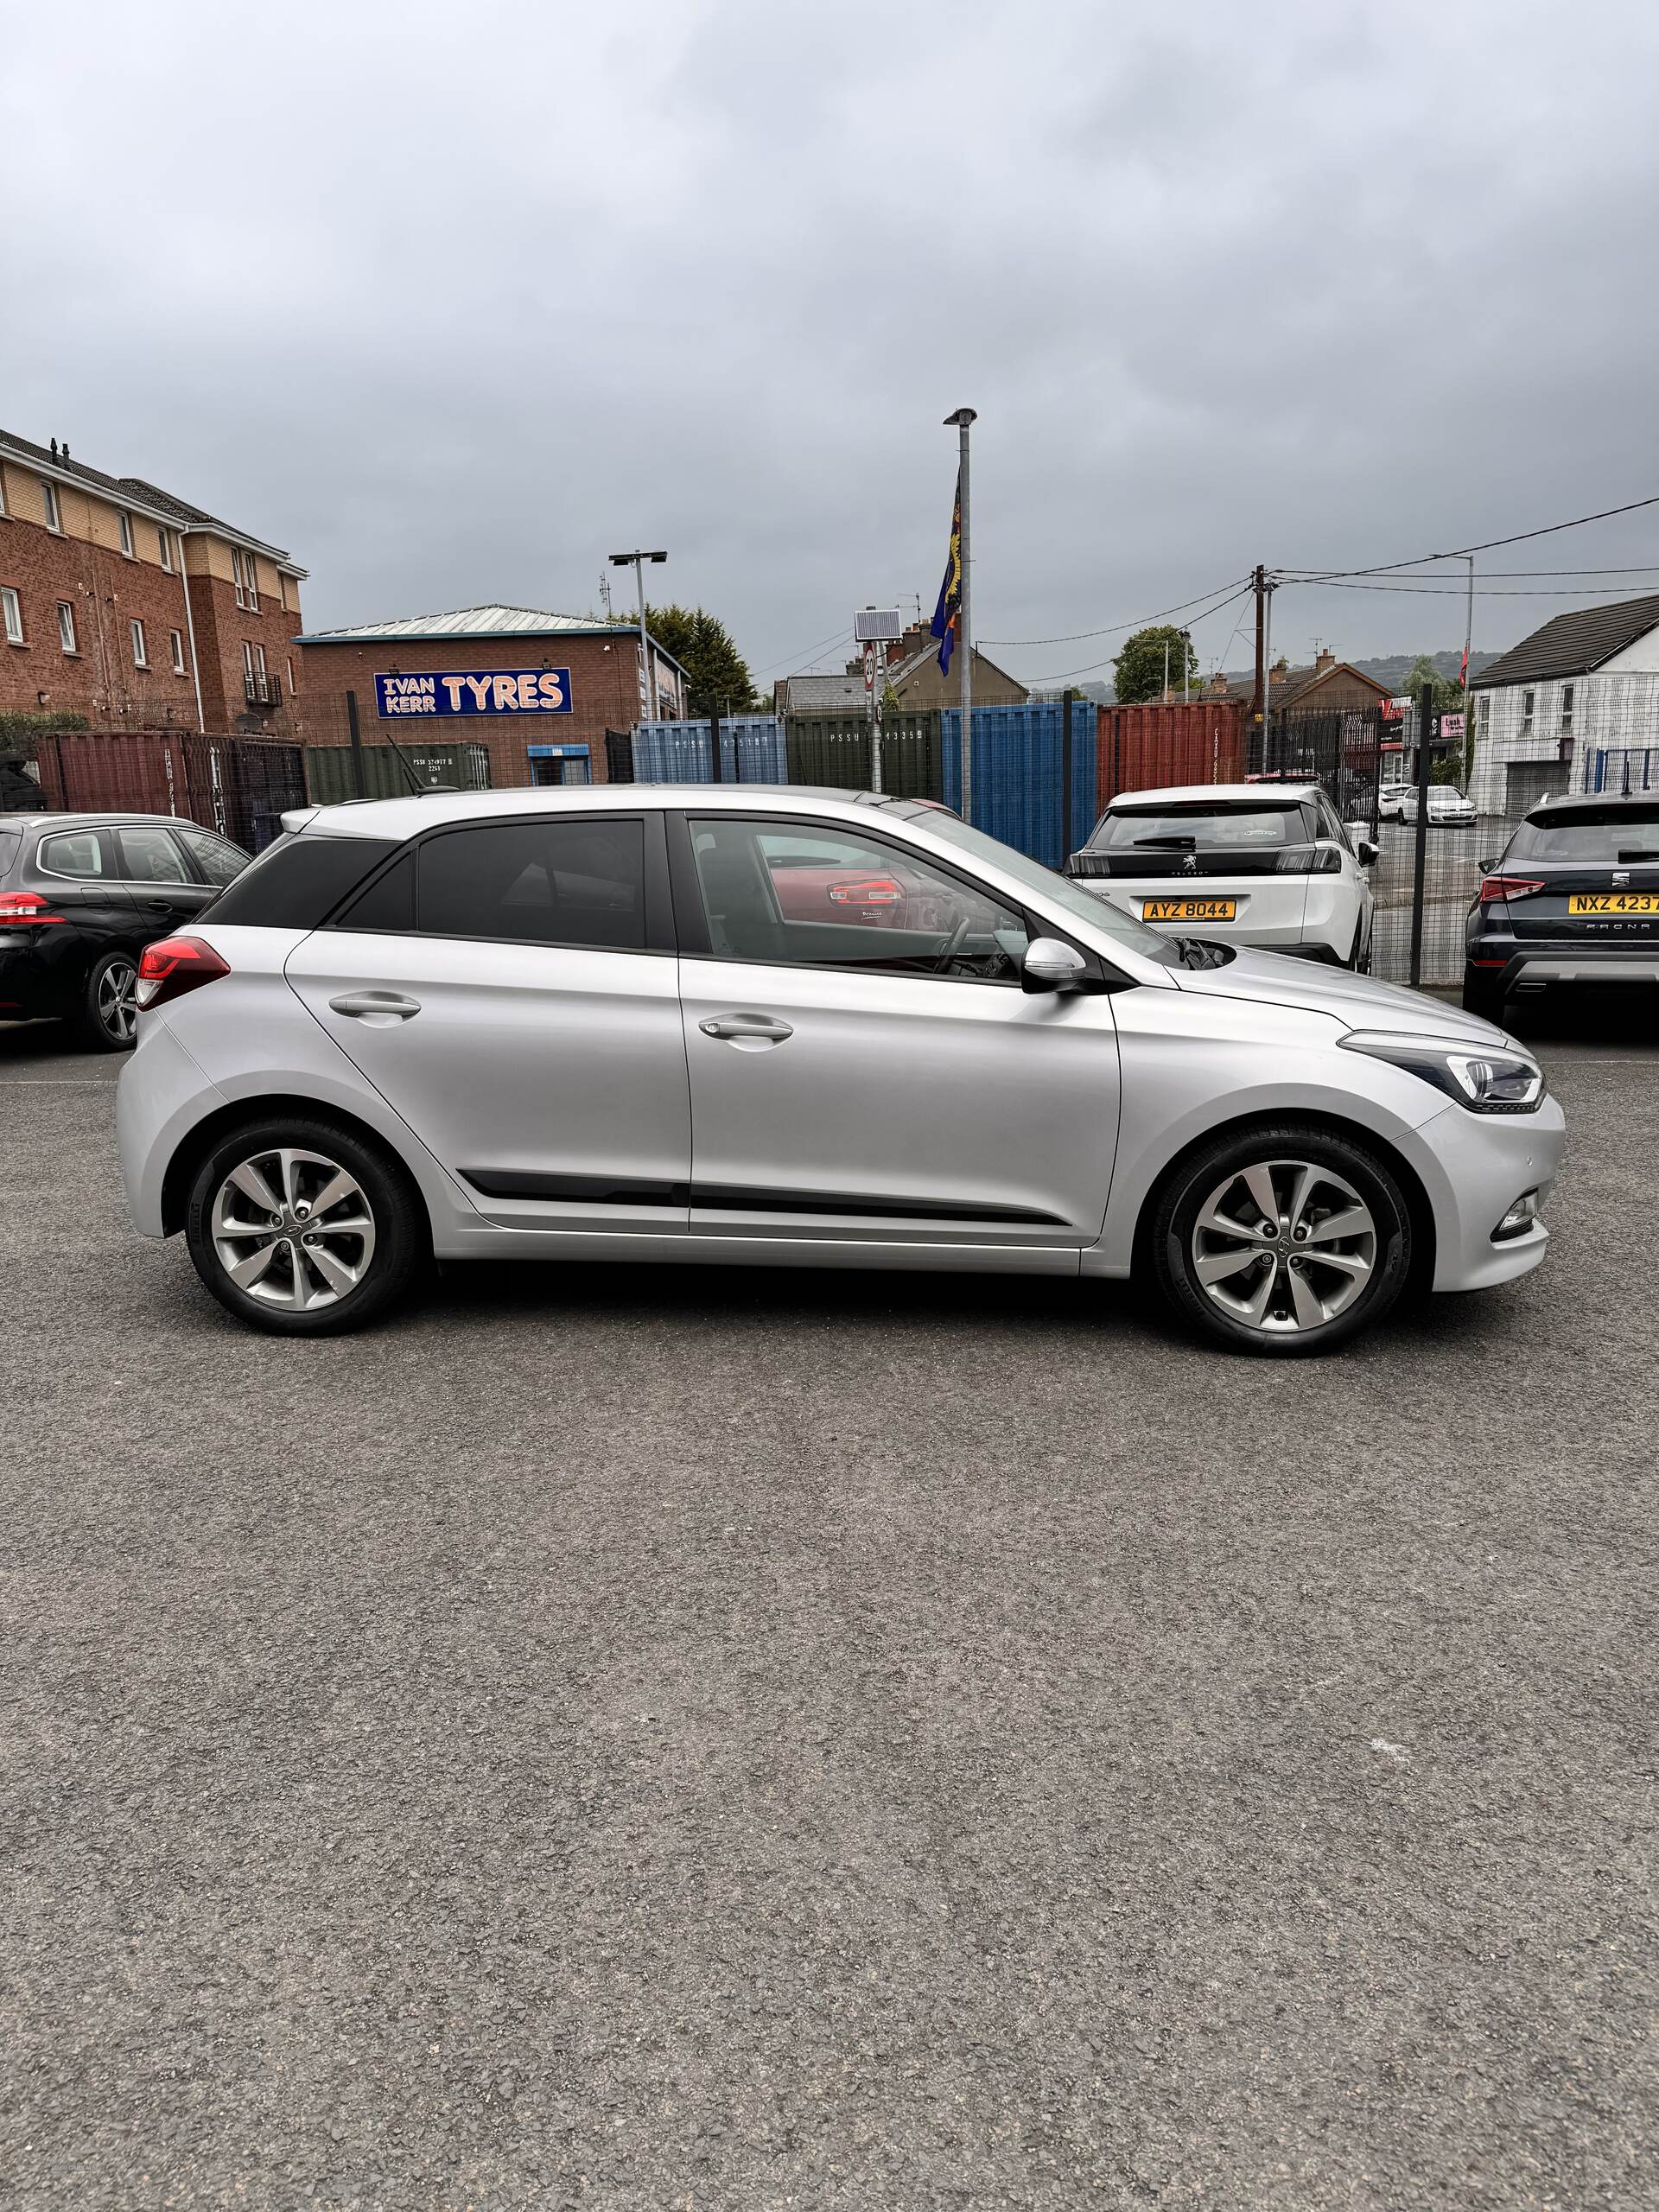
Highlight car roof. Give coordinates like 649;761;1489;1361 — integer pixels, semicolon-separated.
1103;782;1321;809
283;785;950;841
1524;791;1659;814
1;810;194;830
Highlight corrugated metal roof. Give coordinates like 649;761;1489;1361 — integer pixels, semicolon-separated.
1471;594;1659;689
296;604;630;644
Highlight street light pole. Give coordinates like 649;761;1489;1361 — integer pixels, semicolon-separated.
1182;628;1191;706
944;408;976;824
609;549;667;723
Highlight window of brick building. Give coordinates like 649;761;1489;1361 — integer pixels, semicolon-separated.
2;588;22;645
159;526;174;571
118;509;134;558
57;601;77;653
170;628;187;674
232;548;259;611
0;471;10;517
130;617;148;668
41;480;62;533
286;653;296;695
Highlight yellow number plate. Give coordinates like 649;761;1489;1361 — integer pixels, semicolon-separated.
1568;893;1659;915
1142;897;1237;923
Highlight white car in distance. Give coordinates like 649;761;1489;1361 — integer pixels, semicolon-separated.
1066;783;1376;969
1399;785;1478;826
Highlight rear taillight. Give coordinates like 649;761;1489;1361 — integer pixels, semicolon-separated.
134;935;230;1011
0;890;67;925
1274;844;1342;874
1478;875;1545;904
828;876;902;905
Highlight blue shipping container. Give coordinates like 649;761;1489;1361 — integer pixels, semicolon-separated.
941;700;1097;869
632;716;786;785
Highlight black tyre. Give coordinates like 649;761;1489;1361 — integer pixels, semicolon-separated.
184;1115;425;1336
1462;967;1506;1024
1151;1121;1411;1357
76;949;140;1052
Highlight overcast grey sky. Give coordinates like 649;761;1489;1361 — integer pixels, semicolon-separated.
5;0;1657;688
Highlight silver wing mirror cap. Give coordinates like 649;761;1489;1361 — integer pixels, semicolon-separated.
1022;938;1087;993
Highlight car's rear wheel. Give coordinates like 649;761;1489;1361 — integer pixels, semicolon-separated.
76;950;139;1052
1151;1122;1410;1356
184;1116;424;1335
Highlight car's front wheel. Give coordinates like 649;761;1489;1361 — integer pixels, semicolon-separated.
1151;1122;1411;1356
184;1116;425;1335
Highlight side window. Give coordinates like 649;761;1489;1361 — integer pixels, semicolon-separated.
689;817;1030;982
416;819;647;950
38;830;109;879
116;825;192;883
175;827;247;887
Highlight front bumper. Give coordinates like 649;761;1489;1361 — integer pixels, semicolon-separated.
1404;1092;1567;1292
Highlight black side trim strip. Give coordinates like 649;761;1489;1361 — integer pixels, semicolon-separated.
461;1168;1065;1226
691;1183;1066;1225
462;1170;690;1205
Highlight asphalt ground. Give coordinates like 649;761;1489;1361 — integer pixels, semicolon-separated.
1;995;1655;2209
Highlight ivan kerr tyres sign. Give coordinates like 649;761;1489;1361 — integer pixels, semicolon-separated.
374;669;572;718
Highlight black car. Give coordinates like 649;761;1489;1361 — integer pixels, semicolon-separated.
1464;793;1659;1021
0;812;250;1049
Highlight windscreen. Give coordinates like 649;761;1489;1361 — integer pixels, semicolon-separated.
1089;803;1313;849
915;812;1178;963
1505;806;1659;861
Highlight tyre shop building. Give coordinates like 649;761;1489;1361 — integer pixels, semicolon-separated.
293;604;690;788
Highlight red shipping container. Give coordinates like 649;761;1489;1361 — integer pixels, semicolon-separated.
1096;701;1245;810
24;729;304;851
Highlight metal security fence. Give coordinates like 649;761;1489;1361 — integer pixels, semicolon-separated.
632;716;787;784
28;730;305;852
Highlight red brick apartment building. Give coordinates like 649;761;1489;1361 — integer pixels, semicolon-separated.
0;428;306;739
296;606;690;786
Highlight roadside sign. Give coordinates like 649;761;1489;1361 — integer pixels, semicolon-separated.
1440;712;1465;741
863;644;877;691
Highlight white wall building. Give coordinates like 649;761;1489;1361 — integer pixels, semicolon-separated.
1469;594;1659;816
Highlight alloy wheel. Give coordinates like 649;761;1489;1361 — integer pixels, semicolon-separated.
98;957;138;1042
1190;1158;1376;1336
209;1147;378;1311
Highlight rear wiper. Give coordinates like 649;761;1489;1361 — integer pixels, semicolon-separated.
1133;835;1198;849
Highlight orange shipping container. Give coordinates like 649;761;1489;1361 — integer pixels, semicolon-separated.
1096;701;1245;812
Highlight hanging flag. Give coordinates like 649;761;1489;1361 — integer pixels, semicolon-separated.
1460;644;1469;691
930;471;963;675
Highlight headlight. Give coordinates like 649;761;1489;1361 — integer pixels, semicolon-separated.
1339;1030;1544;1113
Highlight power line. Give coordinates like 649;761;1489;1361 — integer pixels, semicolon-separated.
980;575;1250;648
1023;583;1254;683
1286;577;1659;598
1282;492;1659;580
750;624;855;679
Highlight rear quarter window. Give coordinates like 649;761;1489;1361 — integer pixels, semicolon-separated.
201;833;402;928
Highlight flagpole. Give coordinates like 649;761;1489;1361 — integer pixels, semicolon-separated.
945;407;977;824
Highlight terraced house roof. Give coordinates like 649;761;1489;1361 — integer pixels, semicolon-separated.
1471;594;1659;688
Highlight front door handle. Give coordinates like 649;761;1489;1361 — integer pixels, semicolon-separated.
329;990;422;1024
699;1013;793;1044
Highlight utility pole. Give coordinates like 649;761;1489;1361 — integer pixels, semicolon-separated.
944;407;977;823
1251;564;1267;760
609;549;667;722
1182;628;1192;706
1163;637;1171;704
1260;580;1276;768
1462;553;1476;789
1408;683;1438;987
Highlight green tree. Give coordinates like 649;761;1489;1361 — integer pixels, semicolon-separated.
1112;625;1199;706
643;603;759;716
1401;653;1464;712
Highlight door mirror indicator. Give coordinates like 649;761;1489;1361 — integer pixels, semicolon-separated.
1021;938;1087;994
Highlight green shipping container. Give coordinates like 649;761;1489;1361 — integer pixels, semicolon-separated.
304;742;491;805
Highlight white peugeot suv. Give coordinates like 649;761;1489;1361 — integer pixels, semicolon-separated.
116;785;1560;1355
1067;783;1376;969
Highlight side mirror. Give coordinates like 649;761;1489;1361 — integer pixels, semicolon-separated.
1478;855;1498;873
1022;937;1087;994
1357;840;1378;867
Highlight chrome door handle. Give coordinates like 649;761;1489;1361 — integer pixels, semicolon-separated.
329;990;421;1022
699;1014;792;1043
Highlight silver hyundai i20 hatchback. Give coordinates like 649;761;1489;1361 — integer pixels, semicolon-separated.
115;785;1565;1355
